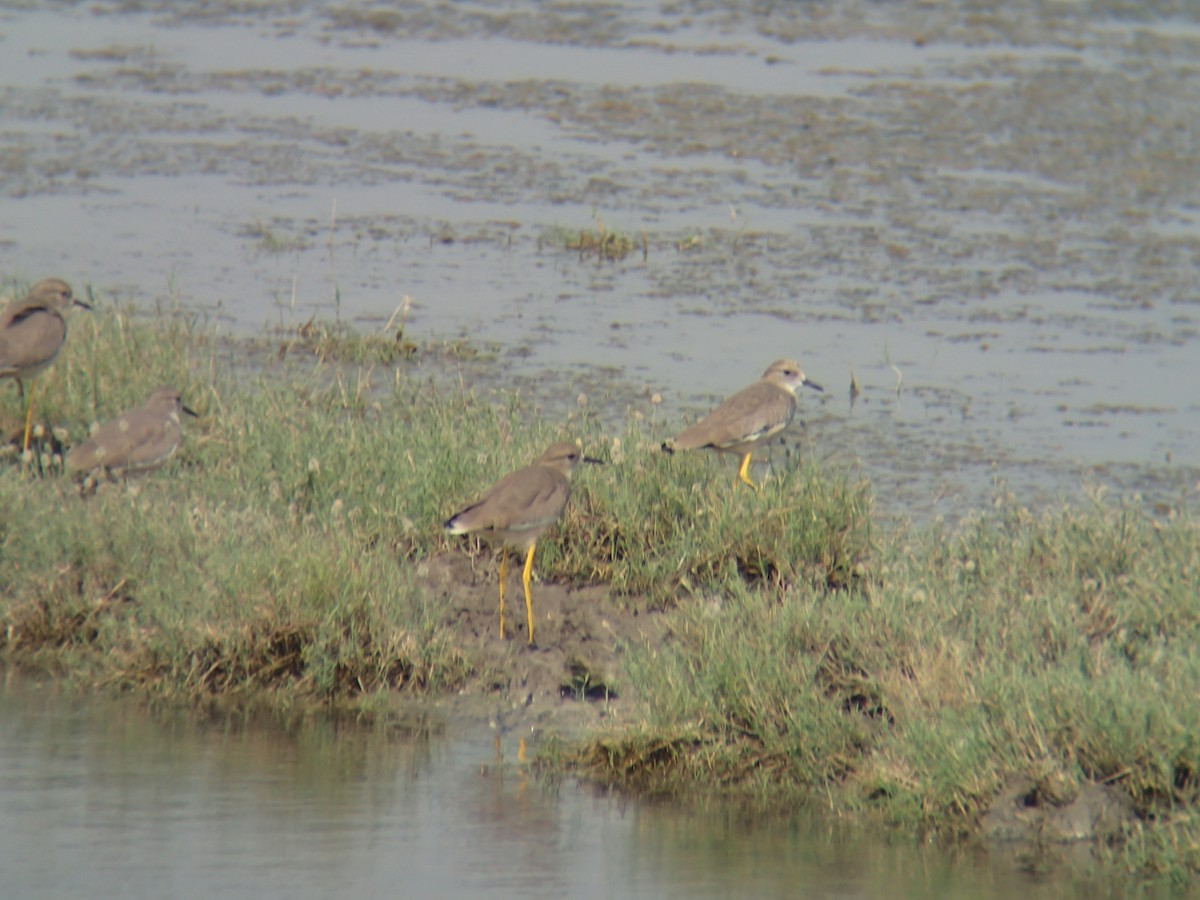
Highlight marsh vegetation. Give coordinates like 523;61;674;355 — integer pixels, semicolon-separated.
1;302;1197;888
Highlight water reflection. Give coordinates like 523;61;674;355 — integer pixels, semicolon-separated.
0;678;1102;899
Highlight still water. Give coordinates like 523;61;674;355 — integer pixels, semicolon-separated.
2;1;1198;520
0;678;1084;899
0;4;1192;894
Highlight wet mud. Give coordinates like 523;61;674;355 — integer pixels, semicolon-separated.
981;778;1136;846
416;551;663;738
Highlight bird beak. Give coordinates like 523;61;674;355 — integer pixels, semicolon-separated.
803;378;824;393
582;456;604;465
182;404;199;418
73;298;93;311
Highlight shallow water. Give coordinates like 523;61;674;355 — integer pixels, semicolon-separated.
2;0;1198;521
1;6;1194;891
0;678;1102;899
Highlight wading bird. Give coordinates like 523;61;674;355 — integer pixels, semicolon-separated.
663;359;823;492
445;441;600;645
0;278;91;451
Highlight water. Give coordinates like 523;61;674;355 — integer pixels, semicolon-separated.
1;1;1198;521
0;678;1086;899
2;5;1196;891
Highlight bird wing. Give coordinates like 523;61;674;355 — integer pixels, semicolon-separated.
0;304;66;374
672;382;795;450
67;410;181;474
447;465;569;535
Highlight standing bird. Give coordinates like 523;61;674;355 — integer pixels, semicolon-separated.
66;387;197;479
445;441;601;645
662;359;823;492
0;278;91;452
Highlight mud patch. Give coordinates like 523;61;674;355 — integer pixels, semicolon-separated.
980;778;1137;864
417;552;664;737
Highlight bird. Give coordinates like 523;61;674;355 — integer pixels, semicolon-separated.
445;441;601;645
0;278;91;452
66;387;197;479
662;358;823;491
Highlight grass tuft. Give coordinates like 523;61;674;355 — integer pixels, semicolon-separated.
543;214;645;262
571;494;1200;881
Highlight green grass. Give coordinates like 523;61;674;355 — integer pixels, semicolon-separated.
572;496;1200;887
556;447;871;599
271;314;485;366
0;295;860;699
2;295;1198;885
240;218;310;255
542;215;645;262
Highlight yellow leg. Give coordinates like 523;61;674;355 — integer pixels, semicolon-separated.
21;380;37;453
497;551;507;639
522;543;537;645
737;452;759;492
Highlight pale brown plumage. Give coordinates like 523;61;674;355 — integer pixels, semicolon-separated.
445;441;600;644
66;387;197;478
664;359;823;490
1;278;90;451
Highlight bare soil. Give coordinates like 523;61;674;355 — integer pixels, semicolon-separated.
417;551;666;738
979;779;1139;870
